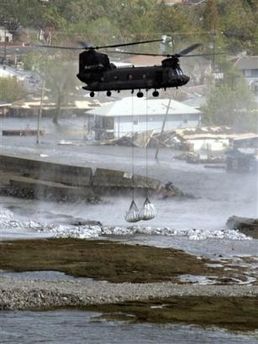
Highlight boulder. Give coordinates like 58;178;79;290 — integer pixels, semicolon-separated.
226;216;258;238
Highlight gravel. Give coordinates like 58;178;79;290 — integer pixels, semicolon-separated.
1;277;258;310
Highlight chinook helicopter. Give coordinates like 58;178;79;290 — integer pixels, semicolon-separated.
36;39;203;97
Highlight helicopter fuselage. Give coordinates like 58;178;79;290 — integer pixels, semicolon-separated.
77;64;190;95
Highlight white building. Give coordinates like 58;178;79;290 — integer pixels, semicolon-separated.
87;97;202;139
0;27;12;43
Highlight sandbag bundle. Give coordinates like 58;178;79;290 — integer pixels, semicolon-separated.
125;199;140;223
139;197;156;221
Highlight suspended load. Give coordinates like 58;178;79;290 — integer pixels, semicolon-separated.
125;200;140;223
139;197;156;221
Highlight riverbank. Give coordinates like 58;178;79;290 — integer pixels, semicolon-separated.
0;238;258;331
0;277;258;331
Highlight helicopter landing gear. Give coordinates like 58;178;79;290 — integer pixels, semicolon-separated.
106;90;112;97
152;90;159;97
137;90;144;98
90;91;95;97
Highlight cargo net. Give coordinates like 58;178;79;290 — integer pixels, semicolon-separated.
125;197;156;223
125;199;141;223
139;196;156;221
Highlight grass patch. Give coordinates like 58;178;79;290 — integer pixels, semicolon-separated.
84;296;258;331
0;238;220;283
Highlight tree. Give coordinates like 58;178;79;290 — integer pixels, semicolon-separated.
219;0;257;53
203;74;257;131
0;77;27;102
39;57;78;125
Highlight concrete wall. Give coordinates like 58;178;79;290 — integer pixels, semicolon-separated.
0;155;161;194
0;155;93;186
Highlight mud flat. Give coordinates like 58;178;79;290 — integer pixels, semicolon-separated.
0;238;258;331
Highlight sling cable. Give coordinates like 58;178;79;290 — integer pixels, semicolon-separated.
125;95;156;223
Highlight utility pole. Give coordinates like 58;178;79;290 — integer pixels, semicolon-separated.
3;22;7;65
155;98;172;160
36;79;45;144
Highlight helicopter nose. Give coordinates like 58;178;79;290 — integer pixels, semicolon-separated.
181;75;190;85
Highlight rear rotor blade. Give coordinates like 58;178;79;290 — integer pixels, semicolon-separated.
32;44;83;50
177;43;202;56
109;49;223;59
179;52;225;58
108;50;168;57
77;41;96;49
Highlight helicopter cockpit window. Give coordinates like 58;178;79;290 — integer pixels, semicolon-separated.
177;67;183;75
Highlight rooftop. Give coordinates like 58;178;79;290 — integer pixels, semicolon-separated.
87;97;202;117
234;56;258;70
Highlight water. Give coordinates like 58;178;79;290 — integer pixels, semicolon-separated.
1;117;257;230
0;117;258;343
1;310;258;344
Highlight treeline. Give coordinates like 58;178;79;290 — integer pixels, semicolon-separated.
1;0;258;54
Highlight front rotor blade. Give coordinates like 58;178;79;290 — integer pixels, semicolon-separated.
178;43;202;56
95;39;162;50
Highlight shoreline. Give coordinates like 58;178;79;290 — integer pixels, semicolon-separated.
1;277;258;311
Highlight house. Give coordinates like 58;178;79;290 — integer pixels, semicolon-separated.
86;97;202;139
157;0;183;5
157;0;201;5
0;101;11;116
234;56;258;91
0;27;12;43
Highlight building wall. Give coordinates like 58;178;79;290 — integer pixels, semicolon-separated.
0;28;12;43
114;114;201;138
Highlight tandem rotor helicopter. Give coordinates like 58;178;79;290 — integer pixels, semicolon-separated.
36;38;205;98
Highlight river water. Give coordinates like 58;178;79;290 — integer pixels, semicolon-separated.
0;116;258;342
1;310;258;344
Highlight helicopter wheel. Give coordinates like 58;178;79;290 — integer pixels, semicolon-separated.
137;91;144;98
90;91;95;97
106;90;112;97
152;90;159;97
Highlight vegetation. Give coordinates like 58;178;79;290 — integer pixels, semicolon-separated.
202;63;257;130
0;77;26;102
0;238;219;283
0;238;252;284
39;58;78;124
85;296;258;331
0;0;257;53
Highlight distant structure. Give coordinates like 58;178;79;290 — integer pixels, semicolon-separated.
87;97;202;140
0;26;12;43
234;56;258;93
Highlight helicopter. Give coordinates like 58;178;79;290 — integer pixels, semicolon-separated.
35;39;203;98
